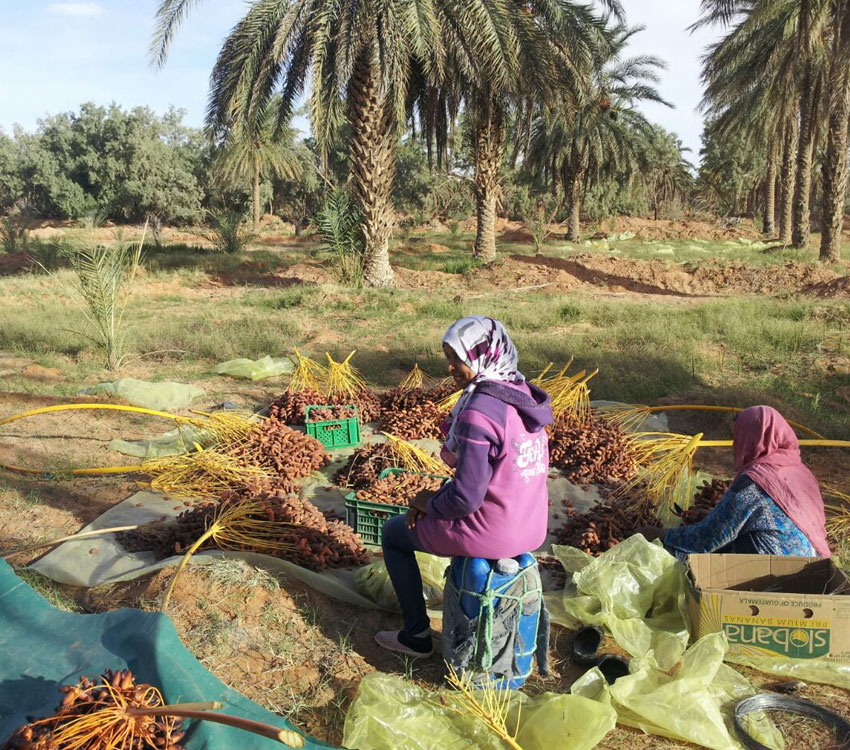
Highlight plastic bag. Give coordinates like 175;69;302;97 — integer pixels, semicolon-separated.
552;536;690;670
213;355;294;381
727;652;850;691
343;673;616;750
108;424;211;458
82;378;205;411
354;552;449;611
571;633;780;750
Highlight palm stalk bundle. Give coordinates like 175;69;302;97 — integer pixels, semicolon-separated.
288;347;328;393
398;364;434;390
443;665;523;750
162;496;299;609
624;433;850;523
596;403;824;438
532;362;597;423
325;351;368;398
824;486;850;560
382;432;450;475
3;668;304;750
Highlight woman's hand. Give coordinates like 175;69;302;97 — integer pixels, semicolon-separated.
406;508;423;530
636;525;667;542
409;489;432;514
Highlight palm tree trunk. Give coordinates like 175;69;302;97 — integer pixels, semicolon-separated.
779;117;798;244
252;156;261;234
566;172;581;242
473;97;506;261
792;63;817;249
820;14;850;263
349;50;396;287
763;148;776;236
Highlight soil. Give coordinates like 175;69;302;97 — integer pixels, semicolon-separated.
598;216;763;241
805;276;850;297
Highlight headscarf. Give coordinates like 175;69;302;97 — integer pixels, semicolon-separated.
442;316;524;450
733;405;830;557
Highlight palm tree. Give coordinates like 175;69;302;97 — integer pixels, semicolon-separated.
215;118;301;233
642;127;693;221
153;0;550;287
527;24;669;242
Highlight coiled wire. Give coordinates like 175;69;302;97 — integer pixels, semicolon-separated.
734;694;850;750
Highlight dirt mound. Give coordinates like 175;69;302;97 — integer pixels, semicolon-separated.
804;275;850;297
0;252;35;276
500;226;535;243
469;256;584;292
598;217;761;241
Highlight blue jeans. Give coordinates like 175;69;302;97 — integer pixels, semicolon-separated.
381;514;430;636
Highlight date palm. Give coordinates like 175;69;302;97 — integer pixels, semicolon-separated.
527;24;669;242
215;118;301;233
152;0;544;287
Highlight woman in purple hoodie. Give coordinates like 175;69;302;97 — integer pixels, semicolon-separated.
375;316;554;657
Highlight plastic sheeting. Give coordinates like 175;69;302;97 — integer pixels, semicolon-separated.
214;356;294;381
571;633;781;750
355;552;449;611
109;425;212;458
81;378;205;411
342;673;616;750
0;559;334;749
551;536;690;670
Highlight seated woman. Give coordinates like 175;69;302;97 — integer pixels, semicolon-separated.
375;316;553;657
647;405;830;560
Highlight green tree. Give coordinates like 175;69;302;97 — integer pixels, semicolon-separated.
153;0;545;287
528;24;668;241
274;141;324;235
215;115;302;234
641;127;693;221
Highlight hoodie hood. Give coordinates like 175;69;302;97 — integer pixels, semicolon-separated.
473;379;554;433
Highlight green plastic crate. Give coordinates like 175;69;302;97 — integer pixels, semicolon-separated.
344;468;450;546
305;404;360;449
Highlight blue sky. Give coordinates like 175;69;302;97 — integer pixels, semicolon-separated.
0;0;722;158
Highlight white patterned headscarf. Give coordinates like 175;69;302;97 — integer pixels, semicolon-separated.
442;316;524;448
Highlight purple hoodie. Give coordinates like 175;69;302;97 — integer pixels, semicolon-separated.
414;380;554;559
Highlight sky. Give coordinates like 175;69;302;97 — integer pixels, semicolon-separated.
0;0;723;160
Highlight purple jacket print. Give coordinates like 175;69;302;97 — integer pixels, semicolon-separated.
414;379;553;559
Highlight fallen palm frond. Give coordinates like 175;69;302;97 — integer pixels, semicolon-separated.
325;351;368;398
443;665;523;750
625;433;850;522
2;524;142;560
382;432;450;475
288;347;328;393
162;497;299;610
824;486;850;560
596;403;824;439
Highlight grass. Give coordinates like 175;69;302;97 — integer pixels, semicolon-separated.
14;568;84;613
1;224;849;440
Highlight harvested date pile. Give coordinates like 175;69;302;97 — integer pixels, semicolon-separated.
306;405;357;422
355;472;445;507
378;383;454;440
268;387;324;424
269;388;380;424
119;489;370;570
553;496;658;555
548;415;638;485
232;415;329;481
334;443;398;489
3;669;184;750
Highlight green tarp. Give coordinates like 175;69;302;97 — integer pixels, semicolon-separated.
0;559;335;750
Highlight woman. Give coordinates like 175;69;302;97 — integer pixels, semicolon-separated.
649;405;830;561
375;316;554;657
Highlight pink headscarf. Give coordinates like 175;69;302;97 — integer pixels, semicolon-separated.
733;406;830;557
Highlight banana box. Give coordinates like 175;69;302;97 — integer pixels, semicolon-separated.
686;554;850;662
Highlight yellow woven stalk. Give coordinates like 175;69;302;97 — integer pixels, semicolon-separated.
436;389;462;412
596;403;824;439
325;351;368;398
382;432;450;475
626;433;850;520
142;447;270;497
444;665;523;750
162;498;298;610
399;364;431;390
288;348;328;393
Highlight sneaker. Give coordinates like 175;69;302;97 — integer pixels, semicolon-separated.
375;630;434;658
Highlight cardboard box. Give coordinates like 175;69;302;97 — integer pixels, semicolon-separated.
686;554;850;662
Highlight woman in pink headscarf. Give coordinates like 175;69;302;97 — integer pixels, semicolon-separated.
658;405;831;560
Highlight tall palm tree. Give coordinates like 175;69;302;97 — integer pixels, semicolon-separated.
153;0;551;287
215;118;301;233
642;127;693;221
527;24;669;242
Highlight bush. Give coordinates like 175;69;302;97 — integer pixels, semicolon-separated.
0;213;31;253
317;189;365;286
201;209;254;253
